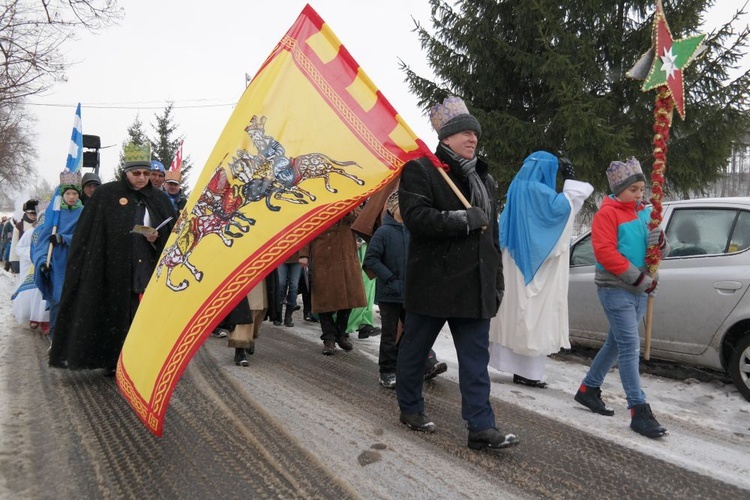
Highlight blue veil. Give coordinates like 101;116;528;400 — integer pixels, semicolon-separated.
499;151;572;285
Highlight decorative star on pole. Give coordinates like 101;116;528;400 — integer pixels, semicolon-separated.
625;0;706;361
626;0;706;119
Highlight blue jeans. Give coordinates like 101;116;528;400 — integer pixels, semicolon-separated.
583;287;647;408
277;263;302;308
396;312;495;432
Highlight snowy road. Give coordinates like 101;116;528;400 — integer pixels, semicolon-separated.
1;270;748;498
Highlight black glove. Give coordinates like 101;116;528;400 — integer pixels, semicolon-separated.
558;158;576;181
48;234;63;246
465;207;489;232
39;263;50;274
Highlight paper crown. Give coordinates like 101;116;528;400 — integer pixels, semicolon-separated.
164;170;181;184
428;96;481;140
607;157;646;195
429;96;469;132
59;169;82;187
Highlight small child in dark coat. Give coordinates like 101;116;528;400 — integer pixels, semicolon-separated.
363;190;446;388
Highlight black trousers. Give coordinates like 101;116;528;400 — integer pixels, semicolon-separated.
396;312;495;432
378;302;402;374
318;309;351;342
379;302;442;375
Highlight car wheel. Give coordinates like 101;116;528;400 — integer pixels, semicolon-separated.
729;334;750;402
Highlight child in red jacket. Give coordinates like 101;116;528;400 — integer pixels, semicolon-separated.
574;157;669;439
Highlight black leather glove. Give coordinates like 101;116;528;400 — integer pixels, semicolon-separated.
558;158;576;181
48;234;63;246
39;263;50;274
465;207;489;232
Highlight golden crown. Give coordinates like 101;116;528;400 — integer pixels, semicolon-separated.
164;170;182;183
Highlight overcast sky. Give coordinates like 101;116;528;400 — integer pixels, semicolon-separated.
24;0;747;194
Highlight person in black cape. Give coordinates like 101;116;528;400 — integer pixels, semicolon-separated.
49;161;177;374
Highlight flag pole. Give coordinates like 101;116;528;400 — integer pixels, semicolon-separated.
436;166;487;231
45;192;62;267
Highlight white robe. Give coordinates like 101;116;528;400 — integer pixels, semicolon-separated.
11;229;49;326
489;179;593;380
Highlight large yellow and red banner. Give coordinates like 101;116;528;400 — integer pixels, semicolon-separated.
117;4;434;436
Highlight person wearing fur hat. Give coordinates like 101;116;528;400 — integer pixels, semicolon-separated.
49;160;176;375
573;157;669;439
32;173;84;341
395;96;518;450
80;172;101;205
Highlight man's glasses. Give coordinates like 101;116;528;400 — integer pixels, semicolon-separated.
128;170;151;177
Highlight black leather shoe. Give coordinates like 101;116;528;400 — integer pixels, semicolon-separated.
399;413;436;433
424;361;447;380
630;403;668;438
234;348;248;367
246;344;255;356
467;427;520;450
357;325;381;339
336;336;353;351
513;374;548;388
574;384;615;416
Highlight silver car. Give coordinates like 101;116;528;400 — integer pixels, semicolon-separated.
569;197;750;401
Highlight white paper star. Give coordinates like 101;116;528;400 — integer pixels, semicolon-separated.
660;45;677;80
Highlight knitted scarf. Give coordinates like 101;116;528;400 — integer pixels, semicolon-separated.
438;143;492;219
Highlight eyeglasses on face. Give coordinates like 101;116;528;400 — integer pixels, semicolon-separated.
128;170;151;177
151;172;165;177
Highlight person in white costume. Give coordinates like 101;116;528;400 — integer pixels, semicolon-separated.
12;225;50;331
488;151;593;387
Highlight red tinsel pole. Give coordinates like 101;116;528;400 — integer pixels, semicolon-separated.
644;85;674;359
646;85;674;274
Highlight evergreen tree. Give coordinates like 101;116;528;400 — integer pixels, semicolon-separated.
403;0;750;199
115;115;149;181
150;102;193;195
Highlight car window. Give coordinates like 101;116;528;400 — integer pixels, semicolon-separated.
728;210;750;253
570;233;595;266
666;208;737;257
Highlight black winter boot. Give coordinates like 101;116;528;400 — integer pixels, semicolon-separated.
630;403;668;438
234;348;248;367
283;306;294;327
574;383;615;416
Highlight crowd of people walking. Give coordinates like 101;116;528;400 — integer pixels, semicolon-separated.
4;95;669;452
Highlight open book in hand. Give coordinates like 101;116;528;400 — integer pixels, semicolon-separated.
130;216;173;236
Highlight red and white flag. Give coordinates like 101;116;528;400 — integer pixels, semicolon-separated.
169;141;183;172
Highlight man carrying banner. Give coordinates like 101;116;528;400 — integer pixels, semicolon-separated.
49;160;176;375
396;96;519;450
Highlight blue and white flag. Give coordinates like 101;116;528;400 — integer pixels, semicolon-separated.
65;103;83;173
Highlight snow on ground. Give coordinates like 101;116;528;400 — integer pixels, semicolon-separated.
344;305;750;491
1;267;748;492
